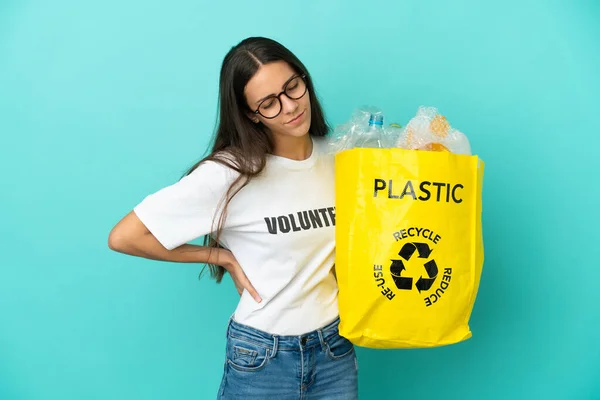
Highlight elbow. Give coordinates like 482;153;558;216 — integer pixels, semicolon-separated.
108;211;148;255
108;228;129;253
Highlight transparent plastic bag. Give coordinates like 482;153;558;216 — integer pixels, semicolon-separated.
395;106;472;155
327;105;471;155
326;106;399;153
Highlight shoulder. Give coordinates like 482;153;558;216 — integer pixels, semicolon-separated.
311;136;335;163
310;136;327;153
312;136;328;151
182;152;242;191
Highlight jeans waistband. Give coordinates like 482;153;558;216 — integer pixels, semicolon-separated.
227;316;341;351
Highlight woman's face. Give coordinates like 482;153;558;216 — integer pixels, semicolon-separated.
244;60;312;140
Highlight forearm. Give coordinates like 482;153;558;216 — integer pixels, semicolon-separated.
111;232;228;265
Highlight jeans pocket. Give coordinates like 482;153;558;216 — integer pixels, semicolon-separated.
226;335;272;372
325;332;355;360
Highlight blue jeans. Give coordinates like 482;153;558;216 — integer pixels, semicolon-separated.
217;316;358;399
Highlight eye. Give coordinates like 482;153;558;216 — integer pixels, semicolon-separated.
261;99;275;109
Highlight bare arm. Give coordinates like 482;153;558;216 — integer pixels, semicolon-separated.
107;211;262;302
108;211;226;264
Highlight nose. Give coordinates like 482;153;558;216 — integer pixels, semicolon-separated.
280;94;298;114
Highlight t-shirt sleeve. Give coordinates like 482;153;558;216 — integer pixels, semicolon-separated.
133;160;235;250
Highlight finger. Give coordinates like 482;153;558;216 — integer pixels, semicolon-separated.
231;268;261;303
243;280;262;303
248;288;262;303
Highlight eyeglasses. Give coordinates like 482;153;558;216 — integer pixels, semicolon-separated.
252;75;308;119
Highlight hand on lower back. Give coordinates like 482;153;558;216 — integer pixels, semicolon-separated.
219;250;262;303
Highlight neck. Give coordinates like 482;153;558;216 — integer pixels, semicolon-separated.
272;134;313;161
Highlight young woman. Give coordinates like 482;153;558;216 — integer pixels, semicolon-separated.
108;37;358;399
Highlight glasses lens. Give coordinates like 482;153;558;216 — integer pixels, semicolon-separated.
258;97;281;119
257;76;307;119
286;76;307;99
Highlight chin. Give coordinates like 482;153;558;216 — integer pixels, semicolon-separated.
271;110;312;138
288;114;312;137
291;121;311;137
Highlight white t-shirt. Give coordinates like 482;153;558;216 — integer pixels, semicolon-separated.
133;137;339;335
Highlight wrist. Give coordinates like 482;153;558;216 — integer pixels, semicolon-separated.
212;248;234;269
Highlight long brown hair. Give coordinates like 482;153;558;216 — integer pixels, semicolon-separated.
185;37;330;283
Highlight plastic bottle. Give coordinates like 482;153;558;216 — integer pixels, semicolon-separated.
357;113;385;148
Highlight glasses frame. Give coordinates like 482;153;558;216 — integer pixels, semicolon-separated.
252;74;308;119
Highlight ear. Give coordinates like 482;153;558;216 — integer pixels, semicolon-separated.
246;112;260;124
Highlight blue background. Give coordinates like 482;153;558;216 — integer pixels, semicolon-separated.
1;0;599;399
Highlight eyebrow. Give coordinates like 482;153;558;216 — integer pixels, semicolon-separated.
254;74;297;105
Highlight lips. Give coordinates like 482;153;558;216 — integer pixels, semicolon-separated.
287;110;305;124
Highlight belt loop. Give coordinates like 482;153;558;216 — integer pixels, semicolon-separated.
226;316;232;338
271;335;279;358
317;329;327;352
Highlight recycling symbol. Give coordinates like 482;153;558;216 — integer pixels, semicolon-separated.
390;242;438;292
